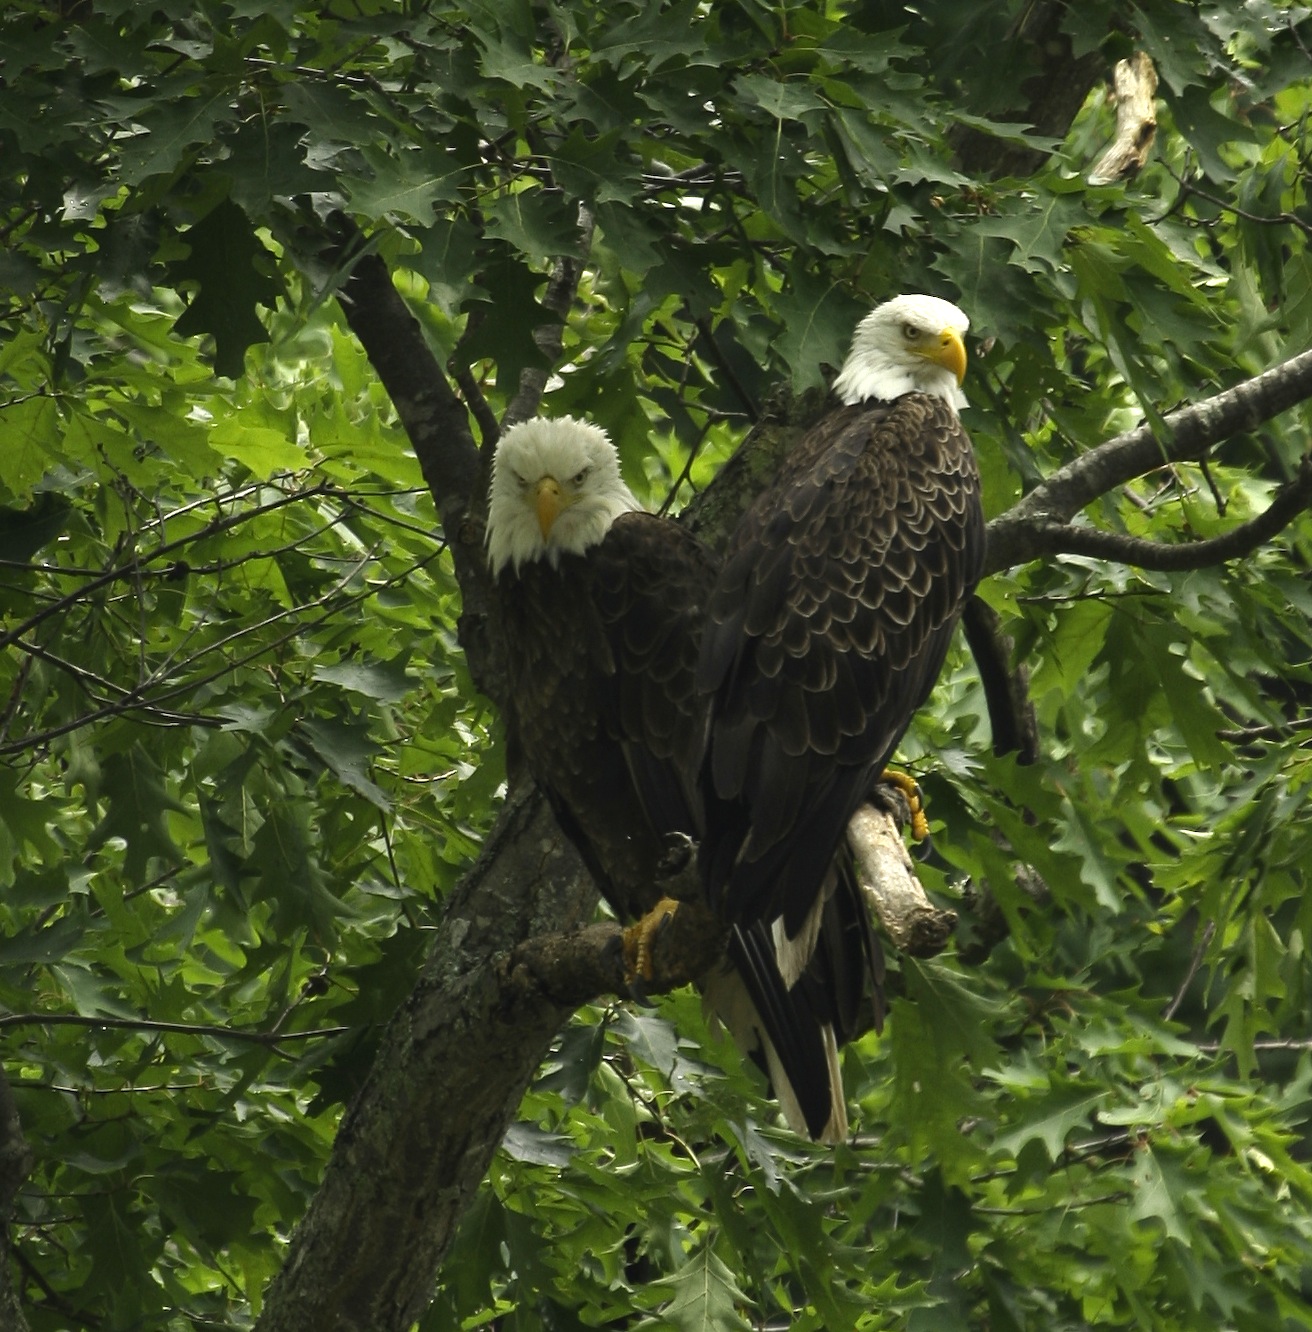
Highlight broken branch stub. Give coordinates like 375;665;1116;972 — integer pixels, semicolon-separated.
848;803;957;958
1088;51;1159;186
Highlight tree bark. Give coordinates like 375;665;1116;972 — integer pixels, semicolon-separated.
257;793;592;1332
946;2;1105;179
0;1074;32;1332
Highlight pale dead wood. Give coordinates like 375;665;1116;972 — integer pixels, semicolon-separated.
1088;52;1158;186
848;804;957;958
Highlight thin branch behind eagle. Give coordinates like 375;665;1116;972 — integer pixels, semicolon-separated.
486;294;984;1142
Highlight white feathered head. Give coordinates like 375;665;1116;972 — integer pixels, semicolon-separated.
486;415;640;575
831;294;970;411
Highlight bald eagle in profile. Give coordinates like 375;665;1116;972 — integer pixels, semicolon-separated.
487;416;877;1140
697;295;986;1080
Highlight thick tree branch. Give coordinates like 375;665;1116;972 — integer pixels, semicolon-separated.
327;220;483;540
849;803;956;957
985;346;1312;575
681;384;829;552
960;597;1039;762
323;217;499;697
256;791;596;1332
503;798;943;1007
0;1073;32;1332
501;898;726;1012
254;772;937;1332
257;787;936;1332
1006;452;1312;570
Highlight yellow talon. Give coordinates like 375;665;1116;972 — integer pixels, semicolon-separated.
879;768;930;843
621;897;681;984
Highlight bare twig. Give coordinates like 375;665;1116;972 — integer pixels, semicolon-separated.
11;1254;62;1329
0;484;332;653
1217;714;1312;743
1162;920;1216;1022
501;204;596;433
450;359;500;448
1196;1037;1312;1053
657;415;717;517
1161;157;1312;239
0;656;33;747
0;545;438;757
0;1012;348;1046
8;639;215;727
1198;455;1227;515
694;316;760;424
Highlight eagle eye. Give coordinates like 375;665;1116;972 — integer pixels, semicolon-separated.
902;322;921;341
572;466;591;485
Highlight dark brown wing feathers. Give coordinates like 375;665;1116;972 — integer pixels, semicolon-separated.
698;393;985;935
499;503;884;1139
499;511;713;922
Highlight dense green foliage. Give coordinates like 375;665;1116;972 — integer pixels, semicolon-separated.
2;0;1312;1327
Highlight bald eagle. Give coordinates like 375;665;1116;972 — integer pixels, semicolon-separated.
487;416;878;1141
486;416;709;925
697;294;985;1033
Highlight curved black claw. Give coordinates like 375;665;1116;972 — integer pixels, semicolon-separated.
658;831;696;878
626;972;657;1007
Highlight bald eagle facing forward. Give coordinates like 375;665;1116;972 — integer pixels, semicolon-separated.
487;416;710;923
487;415;879;1141
697;294;986;1045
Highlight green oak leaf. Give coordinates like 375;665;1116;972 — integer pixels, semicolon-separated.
167;198;283;378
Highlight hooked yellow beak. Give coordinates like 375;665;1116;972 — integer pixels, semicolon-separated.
533;477;565;539
920;327;968;385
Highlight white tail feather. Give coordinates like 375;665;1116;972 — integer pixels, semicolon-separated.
702;967;848;1143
